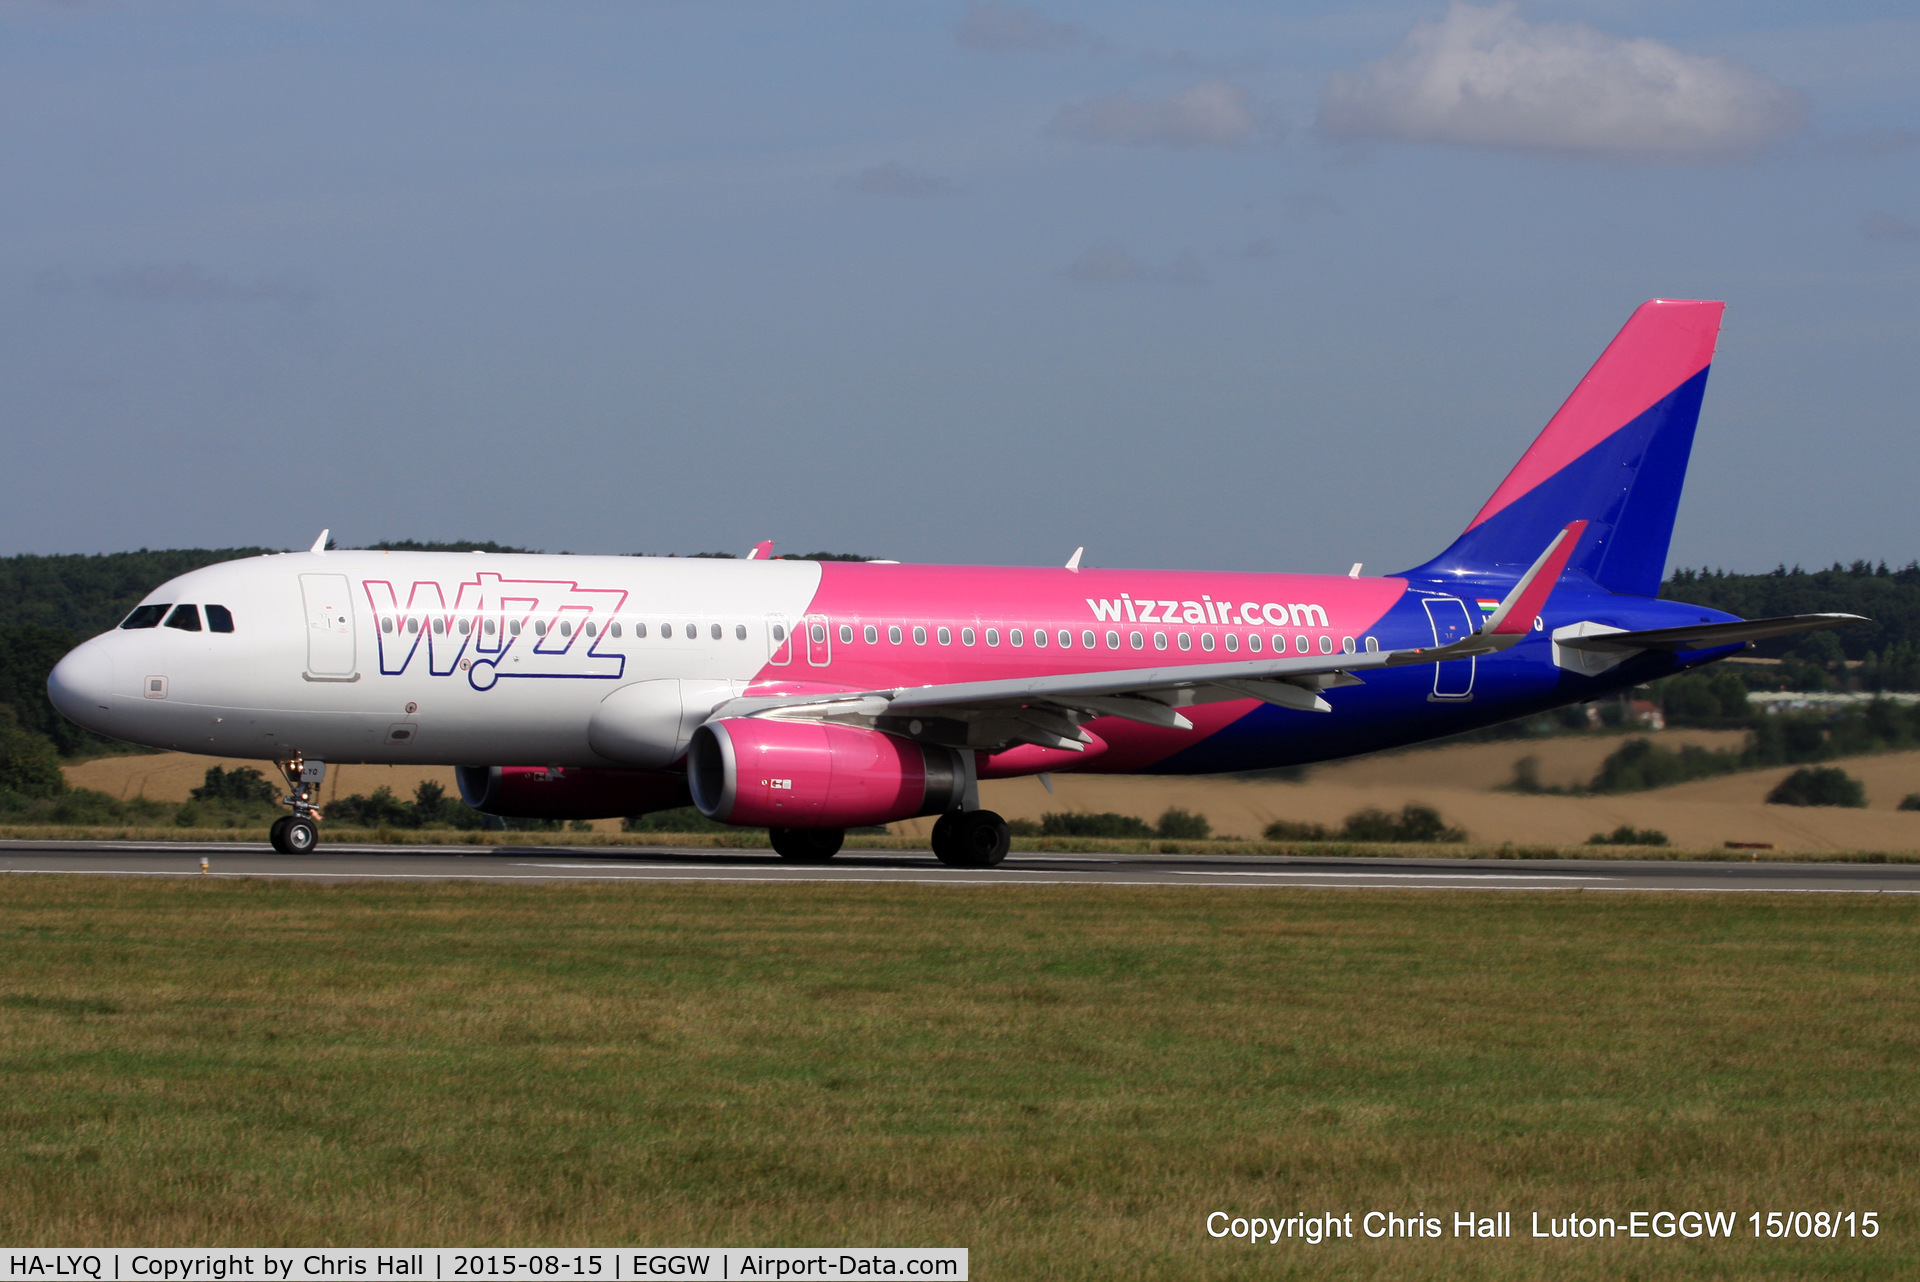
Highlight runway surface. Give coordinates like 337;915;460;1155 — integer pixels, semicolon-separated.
2;840;1916;893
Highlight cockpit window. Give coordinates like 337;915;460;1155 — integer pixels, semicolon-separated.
121;604;169;629
164;604;203;632
205;604;235;633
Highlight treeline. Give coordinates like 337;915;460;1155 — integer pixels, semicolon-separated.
1511;698;1920;795
1662;561;1920;691
0;542;871;641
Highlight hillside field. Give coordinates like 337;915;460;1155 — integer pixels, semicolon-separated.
65;732;1920;852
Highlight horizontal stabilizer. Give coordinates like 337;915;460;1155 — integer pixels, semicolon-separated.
1556;613;1865;654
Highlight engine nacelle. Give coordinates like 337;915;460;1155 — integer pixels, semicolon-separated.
455;765;688;820
688;718;967;829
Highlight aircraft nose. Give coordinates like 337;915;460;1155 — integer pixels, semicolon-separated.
47;641;116;732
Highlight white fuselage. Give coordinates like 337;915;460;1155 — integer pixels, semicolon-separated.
50;551;823;766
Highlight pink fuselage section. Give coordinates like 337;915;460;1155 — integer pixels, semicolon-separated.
746;563;1406;773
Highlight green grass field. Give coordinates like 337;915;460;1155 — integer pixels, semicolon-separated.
2;877;1915;1278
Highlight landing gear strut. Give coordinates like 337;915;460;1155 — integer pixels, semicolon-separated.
271;757;325;854
931;810;1010;869
770;827;844;863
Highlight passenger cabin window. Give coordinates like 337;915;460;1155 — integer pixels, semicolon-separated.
1031;629;1044;647
121;604;169;629
937;627;951;645
864;625;878;644
711;623;723;640
735;624;747;640
205;604;235;633
913;626;927;645
164;604;202;632
985;629;999;646
612;623;623;638
889;626;902;644
633;622;646;638
839;624;854;644
961;628;976;646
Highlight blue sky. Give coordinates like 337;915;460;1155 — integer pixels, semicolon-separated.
2;2;1915;575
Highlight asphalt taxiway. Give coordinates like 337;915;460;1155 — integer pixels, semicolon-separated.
1;840;1916;893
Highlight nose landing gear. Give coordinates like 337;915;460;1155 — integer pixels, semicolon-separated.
270;757;326;854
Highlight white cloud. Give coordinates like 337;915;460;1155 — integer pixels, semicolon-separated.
836;162;961;198
954;1;1099;54
1318;2;1806;162
1050;80;1277;149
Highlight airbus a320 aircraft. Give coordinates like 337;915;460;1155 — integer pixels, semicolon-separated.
49;300;1857;866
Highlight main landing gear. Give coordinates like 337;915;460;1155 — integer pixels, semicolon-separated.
270;757;325;854
930;810;1011;869
770;827;845;863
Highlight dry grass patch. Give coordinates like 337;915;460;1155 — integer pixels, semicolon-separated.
1;878;1916;1278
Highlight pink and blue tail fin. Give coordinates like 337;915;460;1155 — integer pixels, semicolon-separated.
1405;299;1724;598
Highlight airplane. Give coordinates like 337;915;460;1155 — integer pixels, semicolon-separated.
48;299;1859;866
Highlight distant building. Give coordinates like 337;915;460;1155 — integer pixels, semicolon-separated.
1626;699;1665;731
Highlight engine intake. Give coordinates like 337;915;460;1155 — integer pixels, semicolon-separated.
688;718;966;828
455;765;687;820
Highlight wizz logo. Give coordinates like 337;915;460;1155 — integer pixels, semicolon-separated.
362;573;628;691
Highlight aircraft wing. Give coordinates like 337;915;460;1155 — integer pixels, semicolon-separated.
708;645;1418;751
1554;612;1865;653
706;529;1593;751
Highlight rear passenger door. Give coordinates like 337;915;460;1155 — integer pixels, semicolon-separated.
1422;596;1475;700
